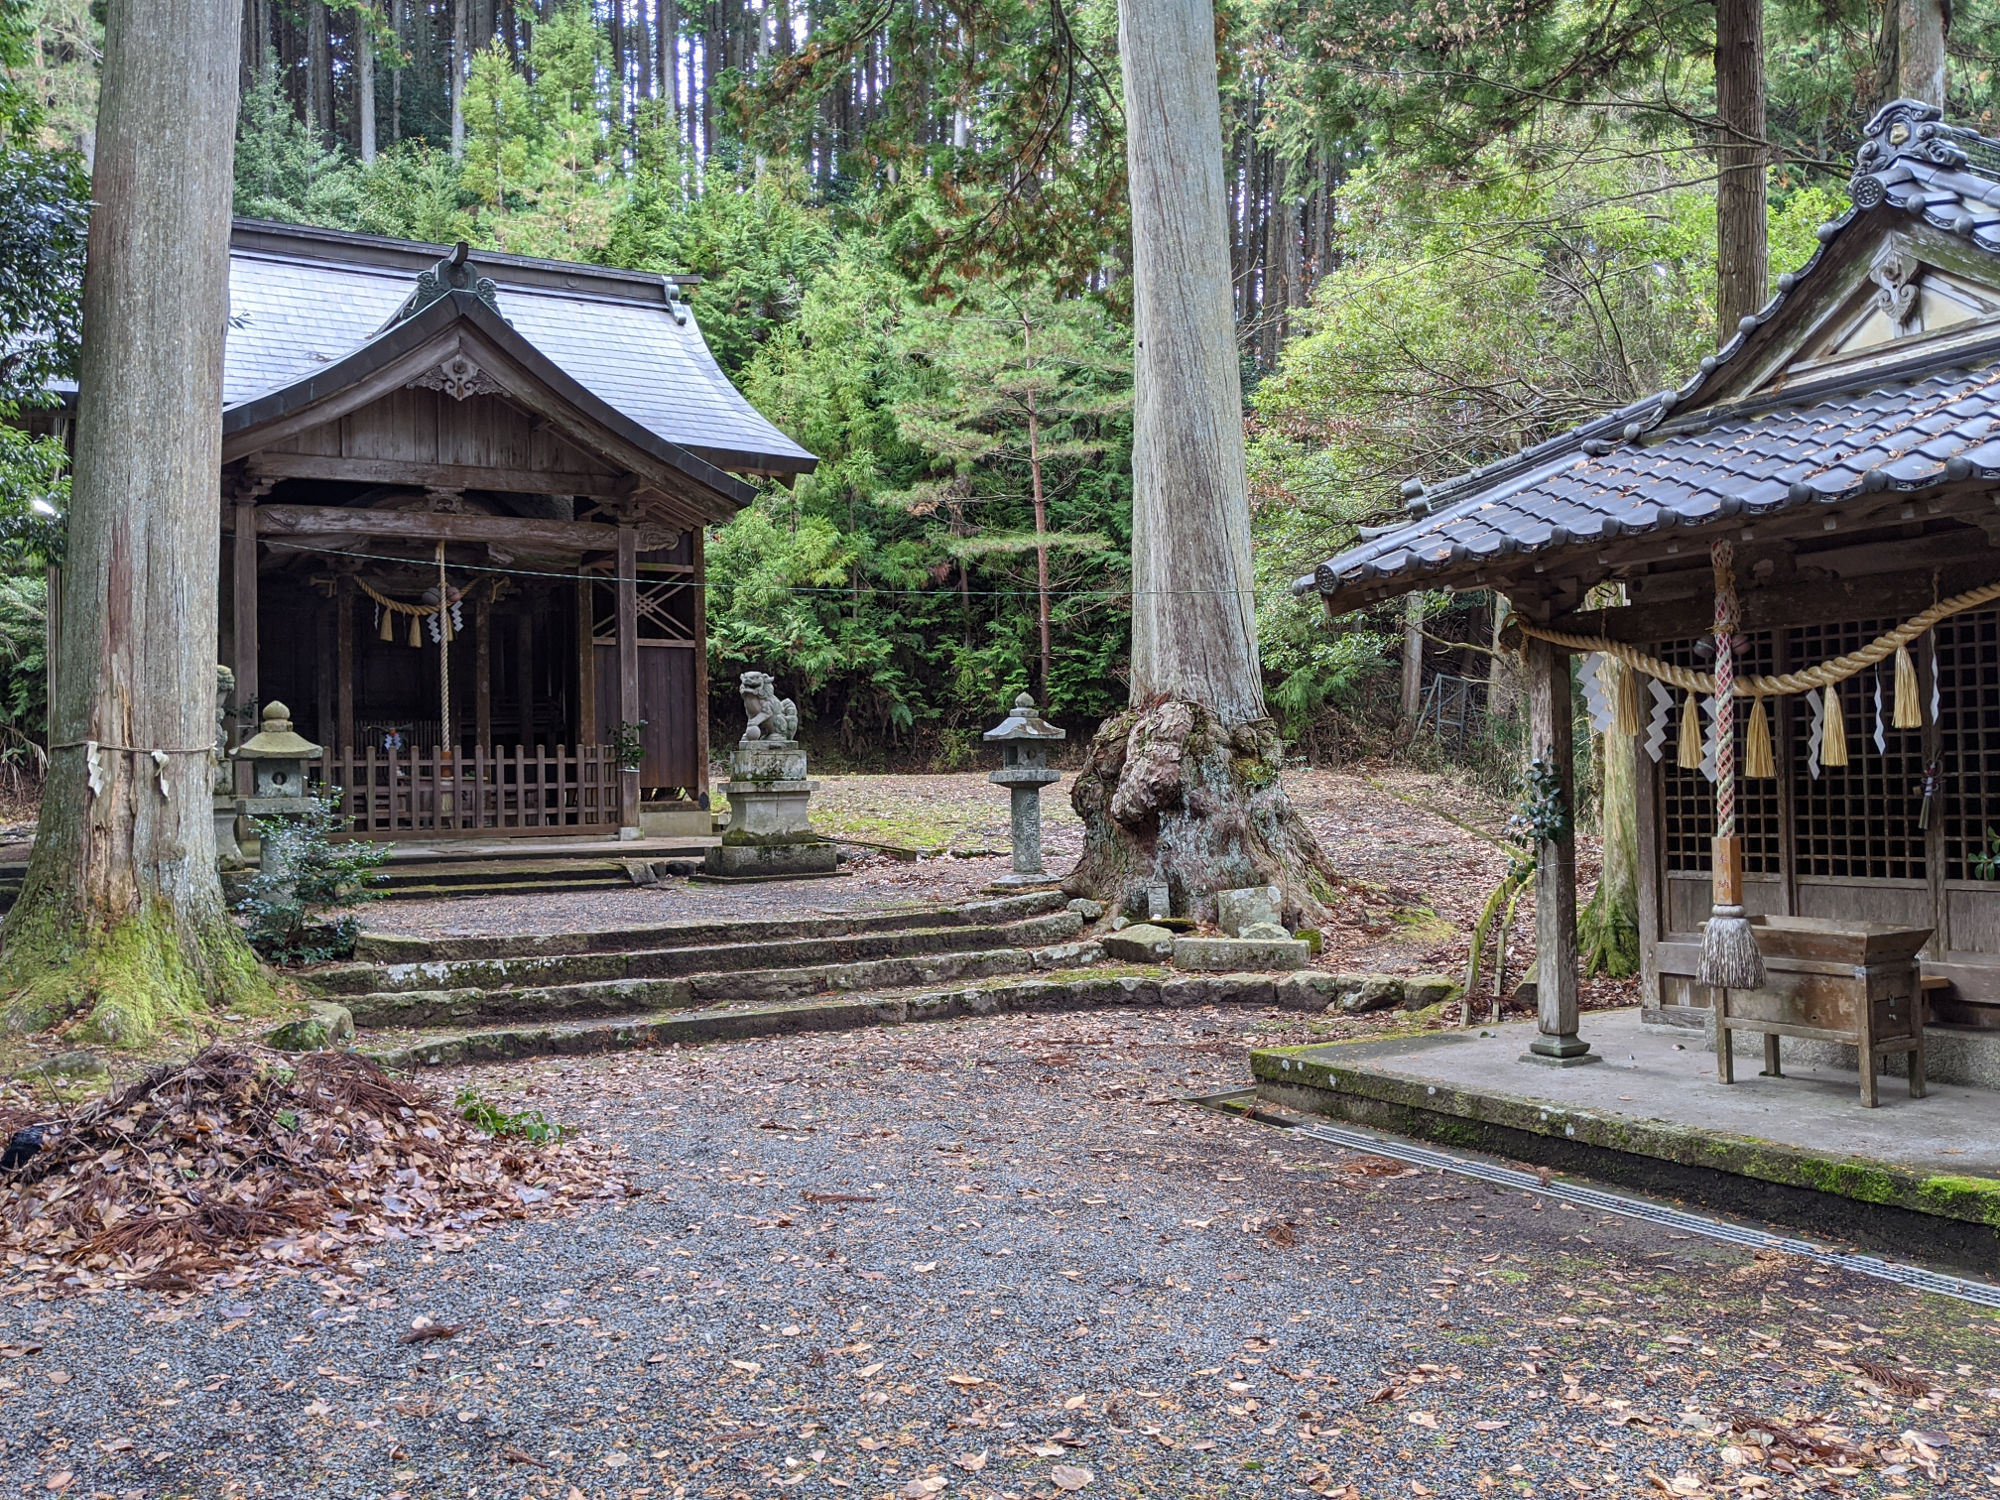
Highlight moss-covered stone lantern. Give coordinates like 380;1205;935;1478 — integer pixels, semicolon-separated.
984;692;1065;889
233;701;323;874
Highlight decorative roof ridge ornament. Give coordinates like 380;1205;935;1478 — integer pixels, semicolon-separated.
1850;97;2000;210
391;240;503;325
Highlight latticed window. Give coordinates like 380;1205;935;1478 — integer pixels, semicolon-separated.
1790;618;1928;881
1937;607;2000;881
1659;632;1780;875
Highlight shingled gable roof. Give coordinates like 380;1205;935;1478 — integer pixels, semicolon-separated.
222;218;816;483
1293;100;2000;614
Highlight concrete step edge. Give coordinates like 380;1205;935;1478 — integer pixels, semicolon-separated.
343;888;1074;967
358;969;1279;1070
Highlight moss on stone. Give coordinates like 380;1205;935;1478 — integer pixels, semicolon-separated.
1793;1157;1900;1205
1917;1174;2000;1226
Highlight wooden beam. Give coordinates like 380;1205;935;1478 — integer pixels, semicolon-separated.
232;501;259;795
1553;557;2000;645
474;593;492;749
516;606;535;748
336;578;354;755
246;451;630;499
1525;632;1591;1063
617;523;640;820
694;525;709;805
576;572;596;746
253;502;679;553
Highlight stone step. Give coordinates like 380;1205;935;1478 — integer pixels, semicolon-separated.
378;859;646;889
311;909;1085;999
347;888;1070;965
361;968;1283;1070
344;940;1097;1030
374;877;632;903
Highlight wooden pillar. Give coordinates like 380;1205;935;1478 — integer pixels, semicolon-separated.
516;605;535;748
693;526;710;806
616;523;641;830
474;592;492;748
1400;592;1424;720
336;577;355;755
575;570;597;746
232;501;259;794
1525;633;1593;1063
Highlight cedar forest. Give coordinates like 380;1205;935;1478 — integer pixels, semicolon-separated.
3;0;2000;765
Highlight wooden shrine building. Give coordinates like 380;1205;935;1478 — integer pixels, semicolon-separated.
1298;99;2000;1048
214;218;814;839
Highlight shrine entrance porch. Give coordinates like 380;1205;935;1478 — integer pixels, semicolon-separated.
1251;1009;2000;1271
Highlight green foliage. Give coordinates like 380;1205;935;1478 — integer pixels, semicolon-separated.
1508;757;1571;847
612;719;648;771
237;793;390;966
1972;827;2000;882
455;1085;564;1143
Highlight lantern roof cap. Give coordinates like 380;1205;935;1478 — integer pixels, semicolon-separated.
984;693;1065;742
234;701;323;760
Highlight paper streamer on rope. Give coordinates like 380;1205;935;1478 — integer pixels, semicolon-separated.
1873;672;1887;756
1646;678;1674;763
1579;654;1614;735
1932;636;1943;722
1699;695;1720;785
1806;689;1824;780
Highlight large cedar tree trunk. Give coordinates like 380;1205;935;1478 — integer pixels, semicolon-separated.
0;0;270;1042
1068;0;1333;926
1895;0;1950;106
1714;0;1768;338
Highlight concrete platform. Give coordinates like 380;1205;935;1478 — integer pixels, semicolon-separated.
1251;1008;2000;1268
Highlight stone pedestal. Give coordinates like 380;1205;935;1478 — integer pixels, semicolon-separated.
989;764;1062;887
700;741;838;881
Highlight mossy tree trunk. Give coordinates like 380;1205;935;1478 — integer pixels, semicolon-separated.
1067;0;1333;925
1580;711;1640;978
0;0;271;1044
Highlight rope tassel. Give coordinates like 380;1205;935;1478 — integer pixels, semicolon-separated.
378;606;395;644
1892;643;1922;729
1612;658;1645;738
408;614;423;648
1745;695;1774;779
1821;684;1850;767
1677;689;1703;769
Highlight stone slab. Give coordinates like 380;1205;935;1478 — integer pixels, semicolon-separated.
1215;885;1282;938
1249;1008;2000;1239
702;841;840;879
1172;935;1309;972
1101;924;1175;963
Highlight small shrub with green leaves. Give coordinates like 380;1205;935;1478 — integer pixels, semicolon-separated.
237;790;389;965
455;1086;564;1143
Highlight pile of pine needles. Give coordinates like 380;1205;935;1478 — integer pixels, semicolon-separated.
0;1045;621;1289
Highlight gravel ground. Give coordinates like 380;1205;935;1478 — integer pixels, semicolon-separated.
0;1007;1988;1499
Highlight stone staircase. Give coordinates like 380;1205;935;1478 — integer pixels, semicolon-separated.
312;889;1097;1065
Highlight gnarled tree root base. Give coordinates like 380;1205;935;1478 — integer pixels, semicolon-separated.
0;891;274;1048
1065;700;1336;926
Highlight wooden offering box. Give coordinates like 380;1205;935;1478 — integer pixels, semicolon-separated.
1715;917;1932;1107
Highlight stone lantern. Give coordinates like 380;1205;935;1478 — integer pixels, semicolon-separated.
984;692;1065;888
233;701;323;875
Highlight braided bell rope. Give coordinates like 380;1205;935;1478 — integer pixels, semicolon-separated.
1711;541;1737;840
1514;576;2000;697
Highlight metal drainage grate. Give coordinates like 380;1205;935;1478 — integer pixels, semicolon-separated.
1194;1088;2000;1310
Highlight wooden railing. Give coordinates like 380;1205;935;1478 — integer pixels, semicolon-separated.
312;745;623;839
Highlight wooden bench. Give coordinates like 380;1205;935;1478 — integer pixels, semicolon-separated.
1715;916;1931;1108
